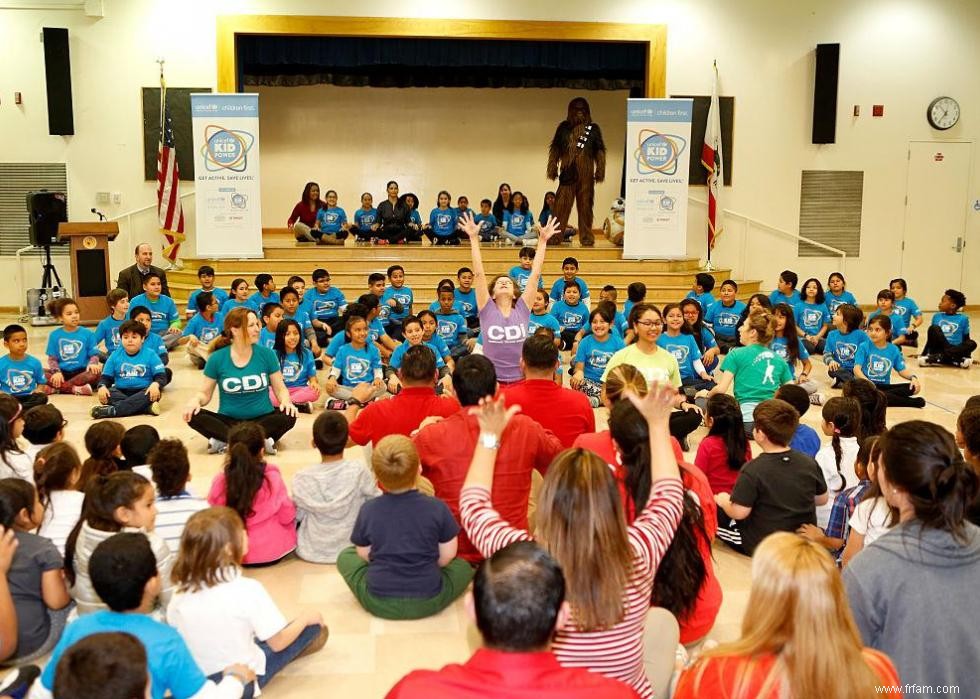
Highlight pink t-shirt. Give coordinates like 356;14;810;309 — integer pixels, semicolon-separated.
479;298;530;383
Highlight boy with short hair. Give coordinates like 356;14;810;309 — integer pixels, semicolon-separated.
715;398;828;555
259;302;284;349
182;292;223;369
301;268;347;345
705;279;746;353
774;383;821;458
129;273;181;350
507;247;544;293
130;306;169;367
52;630;149;699
368;271;401;329
293;412;379;563
147;439;208;551
769;270;801;309
337;435;473;619
889;277;924;345
249;273;279;310
92;319;167;419
434;284;468;359
455;267;479;329
382;265;414;342
0;324;48;410
287;275;306;301
473;199;498;242
21;404;65;462
549;257;590;307
93;289;129;360
867;289;910;345
686;272;716;313
120;424;159;480
920;288;976;368
625;281;646;319
185;265;228;320
551;279;588;350
38;533;254;698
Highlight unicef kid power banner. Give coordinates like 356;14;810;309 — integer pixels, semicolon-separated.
190;94;263;258
624;99;693;259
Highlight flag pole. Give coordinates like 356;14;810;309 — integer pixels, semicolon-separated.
701;58;721;272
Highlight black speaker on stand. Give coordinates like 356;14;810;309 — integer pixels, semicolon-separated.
812;43;840;144
26;190;68;325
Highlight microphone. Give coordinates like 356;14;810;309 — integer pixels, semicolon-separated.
91;208;107;221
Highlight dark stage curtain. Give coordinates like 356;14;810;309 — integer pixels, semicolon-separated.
237;35;646;91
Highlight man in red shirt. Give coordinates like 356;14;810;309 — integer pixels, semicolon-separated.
386;541;638;699
414;355;562;563
502;334;595;448
348;345;460;447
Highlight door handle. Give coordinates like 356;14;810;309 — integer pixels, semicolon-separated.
952;237;964;252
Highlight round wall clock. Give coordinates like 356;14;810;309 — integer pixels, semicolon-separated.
927;96;960;130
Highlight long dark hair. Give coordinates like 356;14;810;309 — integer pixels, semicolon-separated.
510;191;530;214
843;379;887;436
492;182;513;222
273;319;307;367
609;400;708;619
706;394;748;471
773;303;800;366
663;303;695;336
301;182;320;206
821;397;862;494
801;277;826;304
223;423;267;524
678;299;707;352
34;442;82;510
0;395;25;471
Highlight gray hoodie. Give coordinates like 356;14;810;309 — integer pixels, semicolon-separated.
843;520;980;690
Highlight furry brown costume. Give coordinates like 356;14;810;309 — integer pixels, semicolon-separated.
547;97;606;246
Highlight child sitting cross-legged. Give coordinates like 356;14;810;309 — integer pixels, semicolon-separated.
43;297;101;397
271;319;320;414
91;320;167;420
182;291;224;370
337;434;474;619
34;442;84;556
0;323;48;410
147;439;208;552
168;507;328;696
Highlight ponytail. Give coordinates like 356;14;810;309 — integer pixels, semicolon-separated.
223;423;267;524
609;400;652;512
212;306;254;353
34;442;82;509
821;397;863;492
843;379;887;437
652;491;709;619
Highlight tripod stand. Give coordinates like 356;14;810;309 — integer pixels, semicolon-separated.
40;244;63;292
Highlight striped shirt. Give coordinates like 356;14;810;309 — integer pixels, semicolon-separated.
154;493;209;551
460;478;684;698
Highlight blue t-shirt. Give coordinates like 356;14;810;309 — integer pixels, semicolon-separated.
551;300;588;332
576;333;626;382
186;287;229;316
657;333;705;380
220;297;253;315
453;288;478;320
103;345;166;390
278;350;317;388
854;341;906;385
538;208;552;226
204;345;280;419
704;300;746;339
0;355;45;395
389;341;446;370
790;424;821;459
826;290;857;315
698;326;718;352
182;312;224;344
316;206;347;234
40;610;208;699
143;332;167;360
474;213;498;237
549;276;591;303
428;207;459;237
332;342;382;386
249;291;281;312
350;490;459;598
435;311;467;350
382;286;414;325
824;329;869;370
301;287;347;322
93;314;125;353
893;297;921;320
770;336;810;377
425;334;451;361
796;302;830;336
45;327;97;372
283;309;313;334
769;289;802;309
867;309;908;338
129;293;178;334
508;265;543;292
931;312;971;345
685;290;716;313
528;311;561;336
258;327;276;350
503;209;534;237
326;323;387;359
408;209;423;227
354;207;378;230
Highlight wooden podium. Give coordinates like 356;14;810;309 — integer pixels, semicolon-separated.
57;222;119;324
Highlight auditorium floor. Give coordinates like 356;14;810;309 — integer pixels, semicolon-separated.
11;315;977;697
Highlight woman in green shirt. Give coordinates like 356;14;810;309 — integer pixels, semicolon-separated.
183;307;297;454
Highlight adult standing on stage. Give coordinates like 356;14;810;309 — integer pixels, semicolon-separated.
288;181;326;242
115;243;171;298
182;307;298;454
376;180;411;244
458;212;560;385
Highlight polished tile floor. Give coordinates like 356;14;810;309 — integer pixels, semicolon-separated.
13;314;977;697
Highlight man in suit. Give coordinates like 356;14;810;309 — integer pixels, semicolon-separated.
116;243;171;298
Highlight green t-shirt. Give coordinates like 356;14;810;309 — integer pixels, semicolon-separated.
601;344;682;388
204;344;281;420
720;343;792;420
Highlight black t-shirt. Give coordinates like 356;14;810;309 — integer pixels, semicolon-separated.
350;490;459;598
731;450;827;555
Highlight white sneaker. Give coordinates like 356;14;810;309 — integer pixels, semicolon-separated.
961;357;974;368
918;355;931;367
207;438;227;454
809;392;824;406
264;437;277;456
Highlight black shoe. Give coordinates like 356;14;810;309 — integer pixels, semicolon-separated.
0;665;41;699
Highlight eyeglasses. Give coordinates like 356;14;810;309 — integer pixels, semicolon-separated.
634;320;663;328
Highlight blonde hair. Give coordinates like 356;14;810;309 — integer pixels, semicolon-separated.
744;308;777;345
372;434;419;491
688;532;879;698
603;364;649;403
172;507;245;593
534;448;633;631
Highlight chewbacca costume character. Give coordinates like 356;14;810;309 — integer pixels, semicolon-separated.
547;97;606;246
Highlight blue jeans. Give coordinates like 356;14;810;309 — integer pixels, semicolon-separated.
207;622;323;696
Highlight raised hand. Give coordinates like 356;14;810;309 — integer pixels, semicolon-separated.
458;211;481;241
625;380;678;425
538;215;562;244
469;394;521;438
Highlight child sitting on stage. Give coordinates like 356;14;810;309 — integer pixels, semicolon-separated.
186;265;228;319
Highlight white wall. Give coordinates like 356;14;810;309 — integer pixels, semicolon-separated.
1;0;978;306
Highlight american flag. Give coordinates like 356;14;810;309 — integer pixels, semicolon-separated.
701;61;724;252
157;81;185;263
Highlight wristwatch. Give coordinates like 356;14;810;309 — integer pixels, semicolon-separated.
479;432;500;450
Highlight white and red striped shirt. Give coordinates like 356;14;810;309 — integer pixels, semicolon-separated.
460;477;684;698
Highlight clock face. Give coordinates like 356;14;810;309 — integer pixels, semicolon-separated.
928;97;960;130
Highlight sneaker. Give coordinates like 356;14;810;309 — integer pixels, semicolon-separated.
90;404;116;419
73;384;94;396
149;402;161;416
910;397;926;408
297;402;313;414
326;399;348;410
207;438;228;454
264;437;277;456
297;624;330;659
808;392;824;406
0;665;41;699
917;355;940;367
960;357;973;368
